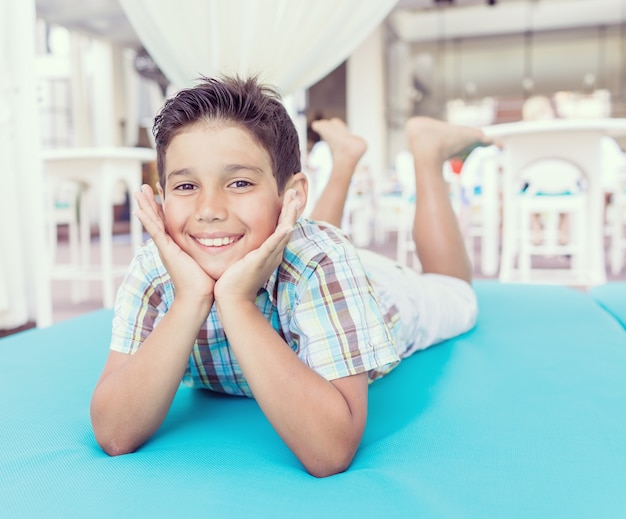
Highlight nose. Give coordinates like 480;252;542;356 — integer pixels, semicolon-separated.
195;187;227;222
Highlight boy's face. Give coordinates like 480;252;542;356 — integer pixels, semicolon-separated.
158;122;302;280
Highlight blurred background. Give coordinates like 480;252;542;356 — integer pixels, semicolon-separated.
2;0;625;333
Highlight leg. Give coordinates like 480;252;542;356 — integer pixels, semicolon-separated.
308;118;367;227
531;213;543;245
406;117;491;283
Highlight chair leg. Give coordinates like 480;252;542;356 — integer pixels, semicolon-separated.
75;189;92;303
609;194;625;275
68;211;82;304
518;205;531;281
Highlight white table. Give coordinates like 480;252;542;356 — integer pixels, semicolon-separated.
40;147;156;327
482;118;626;284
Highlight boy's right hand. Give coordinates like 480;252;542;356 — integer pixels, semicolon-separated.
134;185;216;305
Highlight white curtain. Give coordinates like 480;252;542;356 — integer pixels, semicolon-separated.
119;0;398;94
0;0;49;329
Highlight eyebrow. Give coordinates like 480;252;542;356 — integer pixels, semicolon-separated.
222;163;266;176
166;164;267;182
166;168;194;181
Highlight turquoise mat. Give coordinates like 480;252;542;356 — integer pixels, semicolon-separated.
590;282;626;330
2;282;626;518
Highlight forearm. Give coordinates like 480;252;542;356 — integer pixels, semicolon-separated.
216;301;366;477
91;297;212;455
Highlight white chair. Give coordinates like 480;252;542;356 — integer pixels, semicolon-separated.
446;97;496;127
39;147;156;327
457;145;502;275
484;119;626;287
373;151;415;247
386;151;418;266
608;179;626;275
395;194;417;268
554;89;612;120
600;137;626;275
48;180;83;301
499;158;593;285
342;165;374;248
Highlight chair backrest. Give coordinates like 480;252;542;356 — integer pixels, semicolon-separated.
519;158;584;195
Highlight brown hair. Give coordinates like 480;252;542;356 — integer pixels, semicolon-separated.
152;76;301;191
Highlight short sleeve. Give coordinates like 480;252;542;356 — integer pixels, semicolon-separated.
110;241;173;355
289;243;399;381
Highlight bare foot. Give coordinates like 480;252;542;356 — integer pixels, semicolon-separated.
311;118;367;169
307;118;366;226
405;117;491;163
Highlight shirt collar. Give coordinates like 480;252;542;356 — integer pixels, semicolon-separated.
259;217;304;302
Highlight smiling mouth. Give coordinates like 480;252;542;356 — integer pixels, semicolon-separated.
195;236;238;247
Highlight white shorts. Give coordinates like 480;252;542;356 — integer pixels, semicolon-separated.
358;249;478;358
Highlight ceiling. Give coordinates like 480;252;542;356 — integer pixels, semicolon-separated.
388;0;626;42
35;0;139;48
35;0;625;50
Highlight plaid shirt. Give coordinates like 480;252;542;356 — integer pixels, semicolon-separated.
110;219;400;397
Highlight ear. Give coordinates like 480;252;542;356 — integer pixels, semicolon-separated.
285;173;308;218
156;181;164;201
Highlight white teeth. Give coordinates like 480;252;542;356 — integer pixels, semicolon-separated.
196;236;236;247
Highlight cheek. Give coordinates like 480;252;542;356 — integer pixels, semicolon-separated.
245;198;282;240
161;199;186;232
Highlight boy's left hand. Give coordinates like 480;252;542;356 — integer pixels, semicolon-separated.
214;188;300;304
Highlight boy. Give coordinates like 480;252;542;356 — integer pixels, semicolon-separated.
90;76;482;478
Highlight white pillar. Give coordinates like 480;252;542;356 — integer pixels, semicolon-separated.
69;33;92;147
121;48;141;147
283;89;308;171
387;39;413;161
89;39;117;146
346;26;388;247
347;26;388;185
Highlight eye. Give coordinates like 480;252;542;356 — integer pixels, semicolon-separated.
174;183;196;191
229;180;253;189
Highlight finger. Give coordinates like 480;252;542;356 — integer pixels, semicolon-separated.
134;186;154;214
135;207;182;265
136;185;162;222
135;186;165;225
277;188;295;227
142;184;165;221
277;188;299;231
134;194;161;231
134;189;168;247
257;220;294;266
134;206;164;243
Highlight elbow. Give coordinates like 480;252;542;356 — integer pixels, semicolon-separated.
305;456;353;479
96;432;142;457
302;445;357;478
94;430;140;457
91;412;142;456
100;440;137;457
91;399;143;457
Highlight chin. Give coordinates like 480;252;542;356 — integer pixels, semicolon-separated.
201;265;227;280
190;251;239;281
